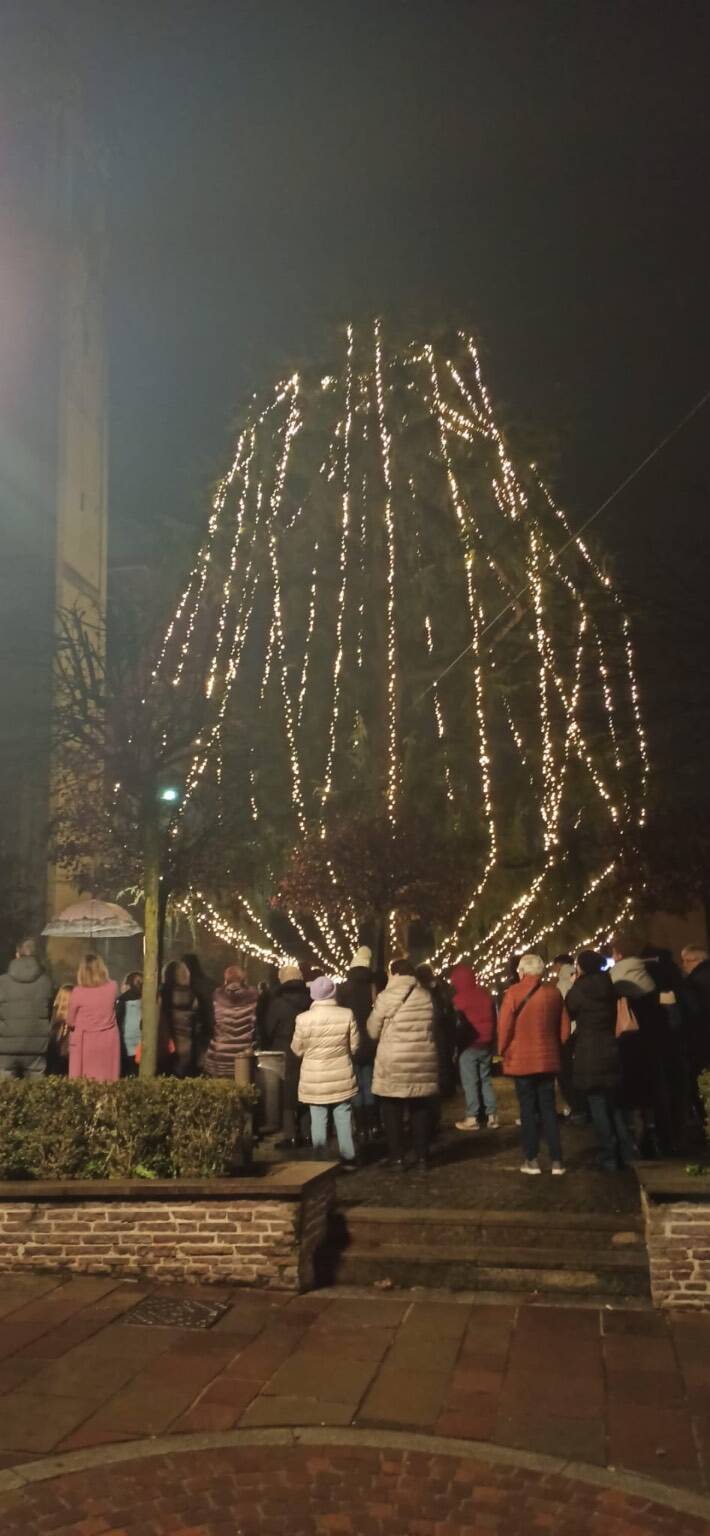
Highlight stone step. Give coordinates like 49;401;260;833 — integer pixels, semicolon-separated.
317;1240;651;1298
336;1204;645;1255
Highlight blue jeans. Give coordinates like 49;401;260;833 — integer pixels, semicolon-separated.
515;1074;562;1162
353;1062;375;1108
309;1100;356;1162
459;1046;496;1119
587;1091;637;1170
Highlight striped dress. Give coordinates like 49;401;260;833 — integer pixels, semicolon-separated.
204;984;257;1078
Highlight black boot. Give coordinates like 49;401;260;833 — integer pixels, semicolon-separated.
366;1105;381;1142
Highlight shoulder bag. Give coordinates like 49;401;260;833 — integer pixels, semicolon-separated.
615;995;639;1038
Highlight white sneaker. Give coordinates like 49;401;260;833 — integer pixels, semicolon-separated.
520;1160;541;1175
551;1162;566;1176
487;1116;499;1129
455;1118;480;1131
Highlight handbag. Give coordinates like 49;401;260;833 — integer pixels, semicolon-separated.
615;995;639;1038
48;1016;71;1065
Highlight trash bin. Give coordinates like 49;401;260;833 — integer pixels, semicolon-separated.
233;1052;254;1089
254;1050;286;1133
234;1052;255;1168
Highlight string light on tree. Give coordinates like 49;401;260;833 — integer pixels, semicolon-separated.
158;323;647;975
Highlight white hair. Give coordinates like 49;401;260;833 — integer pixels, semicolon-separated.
682;945;708;965
518;952;545;978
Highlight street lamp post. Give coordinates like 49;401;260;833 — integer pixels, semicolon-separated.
139;780;182;1078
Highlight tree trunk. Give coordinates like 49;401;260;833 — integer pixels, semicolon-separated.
140;795;161;1078
703;888;710;953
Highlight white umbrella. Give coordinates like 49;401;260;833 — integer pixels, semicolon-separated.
42;898;143;939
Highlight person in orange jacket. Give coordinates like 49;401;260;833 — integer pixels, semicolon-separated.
498;953;570;1176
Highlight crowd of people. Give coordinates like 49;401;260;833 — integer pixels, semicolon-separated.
0;931;709;1176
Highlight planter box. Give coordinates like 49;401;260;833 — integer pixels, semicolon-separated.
639;1164;710;1310
0;1162;336;1293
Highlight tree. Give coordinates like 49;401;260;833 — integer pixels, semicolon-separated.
148;321;648;979
275;811;482;966
51;603;260;1073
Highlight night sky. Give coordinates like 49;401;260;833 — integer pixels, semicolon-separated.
4;0;710;772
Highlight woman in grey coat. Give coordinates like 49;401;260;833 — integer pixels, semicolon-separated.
367;957;437;1170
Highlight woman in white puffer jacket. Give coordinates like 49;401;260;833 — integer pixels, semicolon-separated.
367;957;437;1171
291;976;359;1168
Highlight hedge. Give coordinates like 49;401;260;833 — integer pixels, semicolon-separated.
701;1071;710;1138
0;1078;258;1181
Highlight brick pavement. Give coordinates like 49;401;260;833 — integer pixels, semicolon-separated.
0;1276;706;1500
1;1439;709;1535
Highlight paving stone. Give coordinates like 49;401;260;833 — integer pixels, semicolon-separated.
406;1301;470;1336
238;1395;356;1426
602;1309;668;1337
0;1320;64;1359
436;1389;499;1440
384;1329;462;1374
198;1377;260;1412
607;1401;701;1483
0;1278;64;1320
358;1367;450;1427
299;1326;395;1362
449;1365;505;1396
497;1370;605;1413
56;1425;139;1452
26;1340;172;1405
0;1390;97;1452
603;1333;678;1374
61;1369;221;1438
0;1355;45;1393
171;1402;241;1432
17;1317;107;1362
262;1350;377;1403
9;1279;118;1323
309;1298;412;1330
605;1367;688;1408
140;1346;235;1383
222;1327;305;1383
495;1407;607;1464
507;1334;603;1380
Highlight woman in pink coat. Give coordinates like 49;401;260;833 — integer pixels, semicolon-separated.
67;954;121;1081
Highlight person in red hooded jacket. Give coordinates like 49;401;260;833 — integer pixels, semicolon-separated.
451;963;498;1130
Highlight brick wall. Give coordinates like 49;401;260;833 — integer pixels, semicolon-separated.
0;1178;335;1291
298;1178;335;1290
643;1192;710;1309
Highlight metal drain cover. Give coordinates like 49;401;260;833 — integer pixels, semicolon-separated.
122;1295;229;1330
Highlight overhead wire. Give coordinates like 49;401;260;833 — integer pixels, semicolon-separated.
416;386;710;703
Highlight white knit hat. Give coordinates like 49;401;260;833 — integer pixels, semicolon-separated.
350;946;372;969
278;963;303;984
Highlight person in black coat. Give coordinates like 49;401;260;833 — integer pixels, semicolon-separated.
566;950;637;1172
262;964;311;1146
416;964;458;1097
337;947;378;1140
643;946;690;1150
182;953;215;1069
680;946;710;1124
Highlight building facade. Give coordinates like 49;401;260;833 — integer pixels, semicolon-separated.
0;76;108;951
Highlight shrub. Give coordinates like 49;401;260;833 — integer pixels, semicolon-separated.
700;1072;710;1141
0;1078;258;1181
